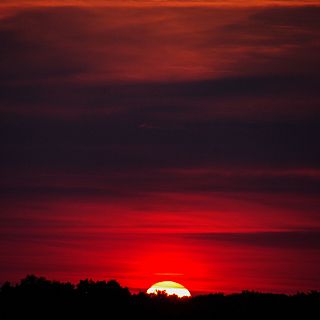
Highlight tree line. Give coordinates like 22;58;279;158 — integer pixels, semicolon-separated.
1;275;319;319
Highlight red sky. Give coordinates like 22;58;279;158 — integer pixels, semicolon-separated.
1;0;320;294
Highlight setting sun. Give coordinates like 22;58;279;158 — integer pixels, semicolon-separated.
147;281;191;298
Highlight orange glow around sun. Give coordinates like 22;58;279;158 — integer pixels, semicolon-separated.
147;281;191;298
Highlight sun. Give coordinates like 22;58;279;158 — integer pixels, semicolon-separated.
147;281;191;298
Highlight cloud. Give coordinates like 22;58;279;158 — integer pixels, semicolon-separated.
0;3;319;242
1;5;320;86
1;75;319;119
0;5;319;126
187;230;320;249
1;1;320;293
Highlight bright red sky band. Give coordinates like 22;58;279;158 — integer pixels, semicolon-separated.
1;0;320;294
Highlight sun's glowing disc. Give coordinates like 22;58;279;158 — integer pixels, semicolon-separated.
147;281;191;298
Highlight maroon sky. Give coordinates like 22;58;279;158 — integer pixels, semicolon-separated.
1;1;320;294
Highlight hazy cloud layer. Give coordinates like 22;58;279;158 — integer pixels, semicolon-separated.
1;3;320;292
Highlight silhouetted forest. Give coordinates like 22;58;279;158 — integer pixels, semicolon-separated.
1;275;319;320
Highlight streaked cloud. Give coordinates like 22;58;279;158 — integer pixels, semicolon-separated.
1;1;319;293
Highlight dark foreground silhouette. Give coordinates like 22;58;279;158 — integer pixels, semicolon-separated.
1;275;319;320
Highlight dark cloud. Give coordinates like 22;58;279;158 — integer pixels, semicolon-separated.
1;109;320;166
1;5;320;85
0;8;92;83
1;75;319;112
1;2;320;294
252;6;320;29
0;7;319;121
1;6;319;214
187;230;320;249
223;6;320;45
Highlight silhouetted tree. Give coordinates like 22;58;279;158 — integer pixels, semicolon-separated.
1;275;320;320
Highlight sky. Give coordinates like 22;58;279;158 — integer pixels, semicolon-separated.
1;0;320;294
